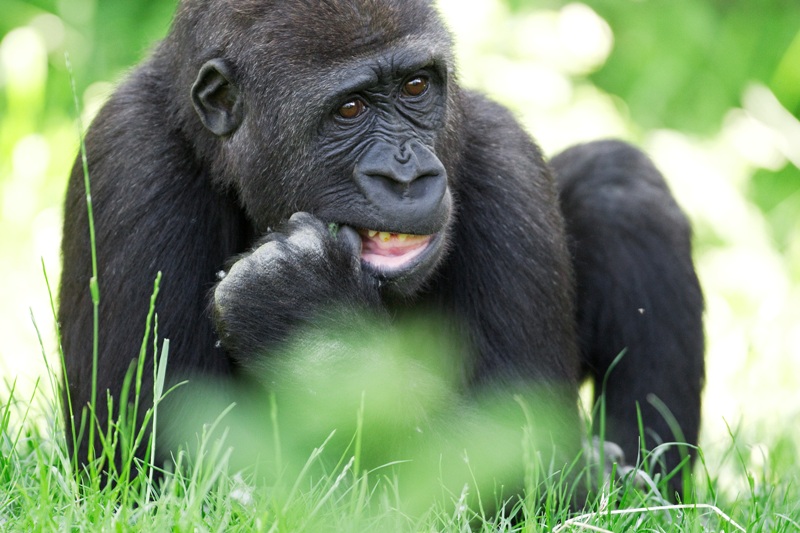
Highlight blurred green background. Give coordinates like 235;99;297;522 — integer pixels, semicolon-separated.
1;0;798;464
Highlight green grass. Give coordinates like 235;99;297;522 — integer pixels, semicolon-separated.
2;383;800;532
3;299;800;532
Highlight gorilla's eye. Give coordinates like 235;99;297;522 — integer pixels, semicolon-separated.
338;99;366;120
402;76;429;98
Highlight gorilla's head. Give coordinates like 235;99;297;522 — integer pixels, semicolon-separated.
167;0;465;295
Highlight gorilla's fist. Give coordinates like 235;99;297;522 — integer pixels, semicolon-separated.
213;212;380;364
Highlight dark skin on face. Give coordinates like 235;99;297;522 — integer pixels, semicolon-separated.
311;53;452;226
191;45;457;294
59;0;704;503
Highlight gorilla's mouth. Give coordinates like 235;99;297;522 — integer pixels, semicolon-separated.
358;229;434;272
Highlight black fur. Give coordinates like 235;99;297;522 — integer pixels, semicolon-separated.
59;0;703;497
553;141;705;491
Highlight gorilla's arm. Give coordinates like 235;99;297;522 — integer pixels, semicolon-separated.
552;140;705;492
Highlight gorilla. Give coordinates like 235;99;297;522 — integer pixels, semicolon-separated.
59;0;704;499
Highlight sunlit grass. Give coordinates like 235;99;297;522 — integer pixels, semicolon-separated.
2;320;800;531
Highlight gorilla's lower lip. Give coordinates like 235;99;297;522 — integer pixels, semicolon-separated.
358;229;436;274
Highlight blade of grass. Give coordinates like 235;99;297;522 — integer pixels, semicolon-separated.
67;52;101;472
147;337;170;502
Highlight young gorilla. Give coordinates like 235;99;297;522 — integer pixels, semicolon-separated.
60;0;704;498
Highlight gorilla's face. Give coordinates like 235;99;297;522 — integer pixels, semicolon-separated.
190;16;458;296
313;57;454;292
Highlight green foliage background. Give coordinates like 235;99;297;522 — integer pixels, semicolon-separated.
1;0;799;484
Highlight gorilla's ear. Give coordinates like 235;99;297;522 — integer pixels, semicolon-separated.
191;59;243;136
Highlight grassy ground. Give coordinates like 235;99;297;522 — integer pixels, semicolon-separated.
2;315;799;532
2;387;800;532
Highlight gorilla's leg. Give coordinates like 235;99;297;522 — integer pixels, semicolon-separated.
552;140;704;498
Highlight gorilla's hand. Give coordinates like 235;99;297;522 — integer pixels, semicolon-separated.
213;212;381;364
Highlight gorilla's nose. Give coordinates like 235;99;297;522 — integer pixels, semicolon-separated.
354;140;447;213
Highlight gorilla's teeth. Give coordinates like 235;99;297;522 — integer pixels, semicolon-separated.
358;229;430;248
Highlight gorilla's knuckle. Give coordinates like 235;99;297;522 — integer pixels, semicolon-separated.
213;279;235;313
286;226;326;256
249;240;284;266
288;211;315;224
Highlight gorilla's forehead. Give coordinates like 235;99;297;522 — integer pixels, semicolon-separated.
306;40;447;86
248;0;450;61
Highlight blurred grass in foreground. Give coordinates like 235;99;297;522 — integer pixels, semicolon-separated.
2;312;800;530
164;316;584;522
